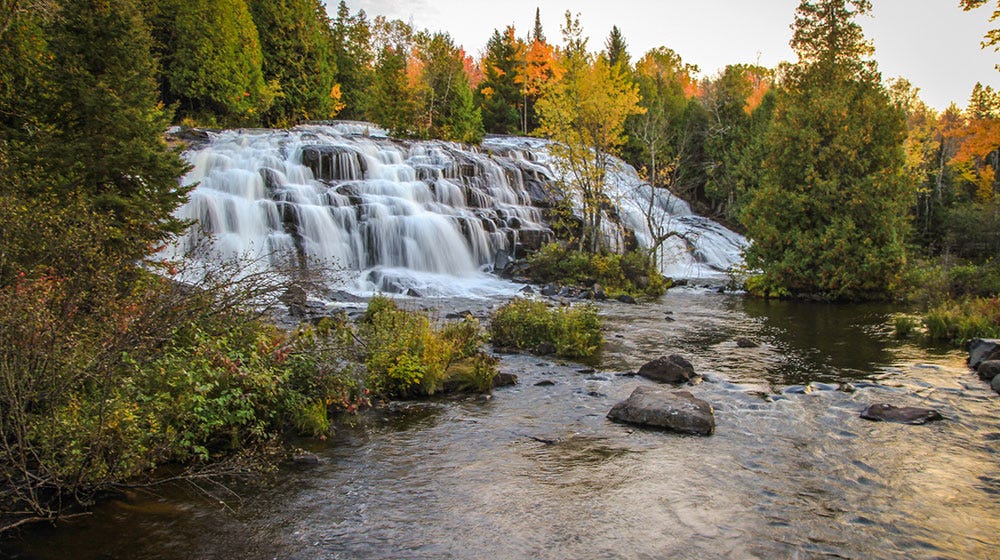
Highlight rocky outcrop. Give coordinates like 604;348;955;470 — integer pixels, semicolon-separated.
607;386;715;436
637;355;696;384
860;404;943;425
978;360;1000;382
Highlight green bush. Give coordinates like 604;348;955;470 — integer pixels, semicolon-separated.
924;297;1000;344
526;243;669;298
358;296;496;397
489;298;603;363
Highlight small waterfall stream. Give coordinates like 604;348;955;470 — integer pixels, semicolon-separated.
166;123;747;296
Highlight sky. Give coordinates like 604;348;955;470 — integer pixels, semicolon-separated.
328;0;1000;111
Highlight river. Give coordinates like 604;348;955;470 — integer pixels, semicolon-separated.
7;287;1000;559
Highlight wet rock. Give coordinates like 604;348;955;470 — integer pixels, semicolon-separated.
607;386;715;436
519;285;534;294
534;380;556;387
493;372;518;387
577;368;595;374
637;355;696;384
292;452;321;465
735;337;760;348
541;283;560;297
586;375;610;381
405;288;422;297
445;310;473;319
280;285;308;317
978;360;1000;382
860;404;943;425
616;294;637;304
968;338;1000;369
535;341;557;355
663;316;676;323
992;374;1000;394
782;384;813;395
592;284;608;301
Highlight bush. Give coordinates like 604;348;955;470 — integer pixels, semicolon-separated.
924;297;1000;344
489;298;603;363
526;243;669;298
358;296;496;397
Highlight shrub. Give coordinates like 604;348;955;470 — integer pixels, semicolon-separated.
490;298;603;363
526;243;669;298
924;297;1000;344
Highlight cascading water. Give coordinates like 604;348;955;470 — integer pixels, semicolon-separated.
166;123;746;297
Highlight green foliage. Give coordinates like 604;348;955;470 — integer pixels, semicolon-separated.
526;242;669;298
413;32;484;142
924;297;1000;343
330;1;373;121
248;0;340;125
153;0;276;125
489;298;603;363
477;26;524;134
359;296;495;397
892;314;919;338
741;0;909;301
368;43;419;136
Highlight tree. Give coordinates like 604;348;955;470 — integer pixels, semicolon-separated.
248;0;340;125
962;0;1000;65
153;0;276;125
741;0;909;299
532;7;545;43
604;25;630;71
331;1;374;120
537;18;644;252
411;32;483;142
476;26;524;134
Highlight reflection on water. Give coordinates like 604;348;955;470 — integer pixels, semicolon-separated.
7;288;1000;559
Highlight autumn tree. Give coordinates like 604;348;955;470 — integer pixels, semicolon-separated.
412;32;483;142
741;0;909;300
536;13;644;252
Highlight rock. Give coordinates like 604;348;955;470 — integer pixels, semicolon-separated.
541;283;560;297
519;285;534;294
405;288;422;297
592;284;608;301
637;355;696;384
978;360;1000;382
280;285;308;317
535;341;557;355
860;404;943;425
992;375;1000;394
616;294;637;304
292;452;321;465
735;337;760;348
493;250;512;273
534;380;556;387
493;372;518;388
968;338;1000;369
607;386;715;436
445;310;473;319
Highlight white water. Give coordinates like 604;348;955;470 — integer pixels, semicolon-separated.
166;124;747;297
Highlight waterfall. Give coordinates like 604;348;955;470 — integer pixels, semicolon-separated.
166;123;746;297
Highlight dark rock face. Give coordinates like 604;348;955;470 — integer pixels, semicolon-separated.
637;355;696;384
860;404;943;425
968;338;1000;370
992;375;1000;394
735;337;760;348
616;294;637;304
978;360;1000;382
607;386;715;436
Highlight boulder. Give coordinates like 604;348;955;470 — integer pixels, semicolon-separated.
492;372;518;388
535;341;557;355
541;283;560;297
735;337;760;348
992;374;1000;393
637;355;696;384
607;386;715;436
592;284;608;301
978;360;1000;382
860;404;943;425
968;338;1000;370
616;294;637;304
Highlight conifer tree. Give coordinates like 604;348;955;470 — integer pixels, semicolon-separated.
741;0;908;299
604;25;630;71
331;1;374;121
476;26;524;134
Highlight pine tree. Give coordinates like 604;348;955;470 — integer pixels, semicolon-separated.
604;25;629;71
248;0;340;125
741;0;908;300
331;1;374;120
532;7;545;43
476;26;523;134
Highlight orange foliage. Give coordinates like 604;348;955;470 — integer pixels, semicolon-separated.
743;71;771;115
521;39;563;96
461;49;483;88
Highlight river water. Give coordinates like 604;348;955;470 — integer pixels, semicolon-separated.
7;288;1000;559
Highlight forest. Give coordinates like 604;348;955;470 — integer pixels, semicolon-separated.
2;0;1000;534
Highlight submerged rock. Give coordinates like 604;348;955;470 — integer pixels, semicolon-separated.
968;338;1000;370
860;404;943;425
493;372;518;388
616;294;637;304
637;355;696;384
607;386;715;436
735;337;760;348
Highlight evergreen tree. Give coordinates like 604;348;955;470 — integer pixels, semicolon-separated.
741;0;908;299
604;25;630;71
154;0;275;125
331;1;374;121
414;32;483;142
369;43;418;136
476;26;523;134
532;7;545;43
248;0;340;125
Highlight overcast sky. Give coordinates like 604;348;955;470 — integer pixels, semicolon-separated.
328;0;1000;111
